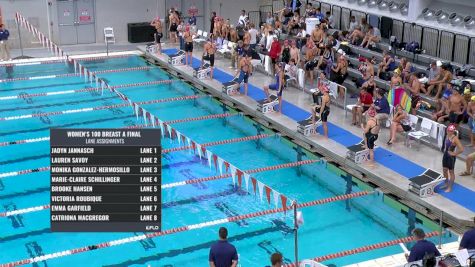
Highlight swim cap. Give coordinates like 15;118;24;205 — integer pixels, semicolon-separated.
447;124;456;132
394;68;401;75
471;95;475;101
464;88;471;94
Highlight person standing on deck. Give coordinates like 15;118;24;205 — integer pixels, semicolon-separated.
150;18;163;55
209;227;238;267
0;24;10;61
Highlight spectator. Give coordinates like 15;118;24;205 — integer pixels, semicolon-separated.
269;36;282;73
459;217;475;250
229;25;239;42
361;25;381;49
238;10;247;27
390;69;403;88
447;87;466;128
377;51;396;78
360;17;369;33
428;61;440;81
221;19;231;40
326;11;335;29
314;7;324;21
285;58;298;81
304;39;318;86
374;89;390;125
0;24;10;61
248;23;258;50
289;40;300;66
426;64;453;99
352;87;373;126
349;25;364;45
266;31;277;52
387;105;410;145
209;227;238;267
305;3;315;17
356;57;375;88
405;72;423;115
361;75;376;96
281;39;291;64
465;96;475;150
210;11;217;34
188;14;197;26
177;21;185;50
399;57;414;83
348;16;358;33
266;12;275;27
406;228;441;262
287;11;300;34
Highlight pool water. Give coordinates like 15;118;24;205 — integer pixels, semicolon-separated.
0;55;455;267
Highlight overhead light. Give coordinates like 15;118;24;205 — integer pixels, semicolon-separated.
435;10;449;23
449;13;463;26
464;16;475;29
422;8;435;20
358;0;367;5
378;0;388;9
388;1;399;12
399;3;408;15
368;0;378;7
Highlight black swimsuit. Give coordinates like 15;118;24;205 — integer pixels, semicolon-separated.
365;119;379;149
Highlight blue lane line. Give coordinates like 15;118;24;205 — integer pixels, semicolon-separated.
162;49;475;212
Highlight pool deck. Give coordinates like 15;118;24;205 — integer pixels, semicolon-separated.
136;44;475;233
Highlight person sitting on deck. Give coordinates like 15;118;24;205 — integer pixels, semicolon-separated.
426;64;453;99
352;87;373;126
373;89;390;126
377;50;396;79
459;217;475;250
405;228;441;263
387;104;410;145
360;25;381;49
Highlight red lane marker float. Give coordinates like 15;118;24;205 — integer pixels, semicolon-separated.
0;191;372;267
0;134;271;178
283;231;440;267
161;159;319;189
0;66;152;83
0;112;233;147
0;54;133;67
0;79;174;101
0;95;203;122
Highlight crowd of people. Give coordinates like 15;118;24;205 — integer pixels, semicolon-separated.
150;0;475;189
207;221;475;266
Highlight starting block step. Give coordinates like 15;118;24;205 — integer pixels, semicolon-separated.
409;169;444;198
222;79;240;96
146;43;158;54
168;50;186;65
297;117;321;136
257;95;279;113
193;63;211;79
346;140;375;164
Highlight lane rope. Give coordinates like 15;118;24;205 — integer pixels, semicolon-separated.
0;66;152;83
0;95;204;122
0;134;271;178
0;191;372;266
0;79;174;101
0;54;133;67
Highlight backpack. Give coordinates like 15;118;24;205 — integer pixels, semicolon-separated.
405;41;420;53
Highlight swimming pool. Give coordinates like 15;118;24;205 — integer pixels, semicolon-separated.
0;55;456;267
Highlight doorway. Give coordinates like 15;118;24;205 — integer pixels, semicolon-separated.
57;0;96;45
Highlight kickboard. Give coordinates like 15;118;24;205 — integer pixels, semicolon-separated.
257;95;278;105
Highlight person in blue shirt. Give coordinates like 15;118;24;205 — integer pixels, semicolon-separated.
460;218;475;250
373;89;390;125
188;15;196;26
209;227;238;267
0;24;11;61
314;8;324;21
406;228;441;263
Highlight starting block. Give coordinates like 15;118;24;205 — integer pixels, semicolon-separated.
146;43;158;54
257;95;279;113
222;77;241;95
346;140;375;164
297;116;321;136
193;63;211;79
168;50;186;65
408;169;444;198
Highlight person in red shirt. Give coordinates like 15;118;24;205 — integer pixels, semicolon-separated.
268;36;281;75
352;87;373;125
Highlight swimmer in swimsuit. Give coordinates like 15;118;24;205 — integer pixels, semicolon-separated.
363;108;380;166
441;124;463;192
183;26;193;66
168;11;179;44
150;17;163;54
263;63;285;113
202;38;216;79
235;53;252;95
312;83;331;138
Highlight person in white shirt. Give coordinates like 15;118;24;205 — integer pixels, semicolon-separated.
348;16;358;33
266;31;276;52
361;25;381;48
238;10;247;27
248;23;259;50
265;12;274;27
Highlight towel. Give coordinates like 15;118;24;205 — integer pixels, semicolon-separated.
329;81;339;99
437;124;446;149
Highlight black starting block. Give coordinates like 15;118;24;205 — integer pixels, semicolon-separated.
297;116;321;136
168;50;186;65
346;140;376;164
408;169;444;198
257;95;279;113
193;63;211;79
222;77;242;95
